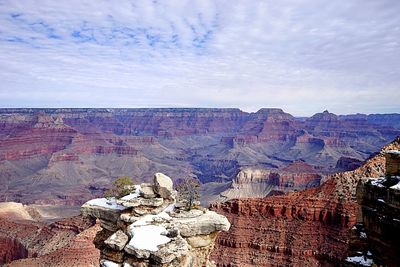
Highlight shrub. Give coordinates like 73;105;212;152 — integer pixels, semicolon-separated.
174;177;201;211
104;176;135;199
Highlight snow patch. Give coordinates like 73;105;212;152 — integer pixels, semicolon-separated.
128;224;171;251
387;150;400;155
345;256;373;266
100;259;121;267
360;231;367;239
126;203;175;252
390;181;400;190
121;185;141;200
87;198;126;210
370;177;385;188
131;204;174;227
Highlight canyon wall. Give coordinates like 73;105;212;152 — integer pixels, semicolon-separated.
1;108;399;205
0;203;98;267
211;136;400;266
347;151;400;266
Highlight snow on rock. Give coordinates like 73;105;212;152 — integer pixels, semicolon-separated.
370;177;385;188
81;197;128;222
87;198;126;210
82;172;231;267
390;180;400;190
100;259;122;267
127;224;171;252
121;185;141;201
345;255;373;266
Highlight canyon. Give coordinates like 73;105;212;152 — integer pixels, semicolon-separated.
0;108;399;266
211;136;400;266
0;202;98;266
1;108;399;206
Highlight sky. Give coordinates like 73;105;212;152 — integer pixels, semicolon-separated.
0;0;399;116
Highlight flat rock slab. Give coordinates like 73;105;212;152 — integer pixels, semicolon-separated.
81;198;128;222
105;230;129;251
172;210;231;237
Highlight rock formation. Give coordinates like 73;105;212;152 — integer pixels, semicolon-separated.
1;108;399;205
220;161;322;199
81;173;230;267
0;203;97;266
211;136;400;266
346;150;400;266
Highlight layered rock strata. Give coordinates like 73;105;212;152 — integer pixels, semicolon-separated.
81;173;230;267
1;108;399;205
220;161;322;199
211;136;400;266
348;150;400;266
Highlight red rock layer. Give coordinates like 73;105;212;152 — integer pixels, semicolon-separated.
0;210;97;266
6;224;100;267
211;136;400;266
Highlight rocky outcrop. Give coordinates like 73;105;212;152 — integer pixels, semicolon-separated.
211;136;400;266
346;150;400;266
220;161;323;199
81;173;230;267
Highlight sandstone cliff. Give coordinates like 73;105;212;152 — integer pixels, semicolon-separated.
345;150;400;266
81;172;230;267
1;108;399;205
0;203;97;267
220;161;322;199
211;136;400;266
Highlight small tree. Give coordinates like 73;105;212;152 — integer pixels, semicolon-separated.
174;177;201;211
104;176;135;199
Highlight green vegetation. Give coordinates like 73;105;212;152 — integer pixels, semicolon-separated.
104;176;135;199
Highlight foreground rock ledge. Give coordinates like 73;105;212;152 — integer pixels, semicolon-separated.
81;173;230;267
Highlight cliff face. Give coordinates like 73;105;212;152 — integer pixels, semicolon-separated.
348;151;400;266
211;136;400;266
81;173;230;267
0;203;97;267
220;161;322;199
1;108;399;205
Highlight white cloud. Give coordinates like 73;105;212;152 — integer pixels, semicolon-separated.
0;0;399;116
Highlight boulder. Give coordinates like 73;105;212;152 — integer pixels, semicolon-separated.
99;219;118;232
140;183;157;199
173;210;231;237
151;236;189;264
81;198;127;222
153;173;174;199
105;230;129;251
117;197;164;208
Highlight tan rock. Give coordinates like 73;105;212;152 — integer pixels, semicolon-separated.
185;232;218;248
105;230;129;251
154;173;174;199
173;210;231;237
151;236;189;264
81;198;127;222
140;183;157;199
102;247;125;263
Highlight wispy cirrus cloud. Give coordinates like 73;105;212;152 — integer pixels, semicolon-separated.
0;0;399;115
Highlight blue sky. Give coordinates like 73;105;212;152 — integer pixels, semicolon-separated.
0;0;399;116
